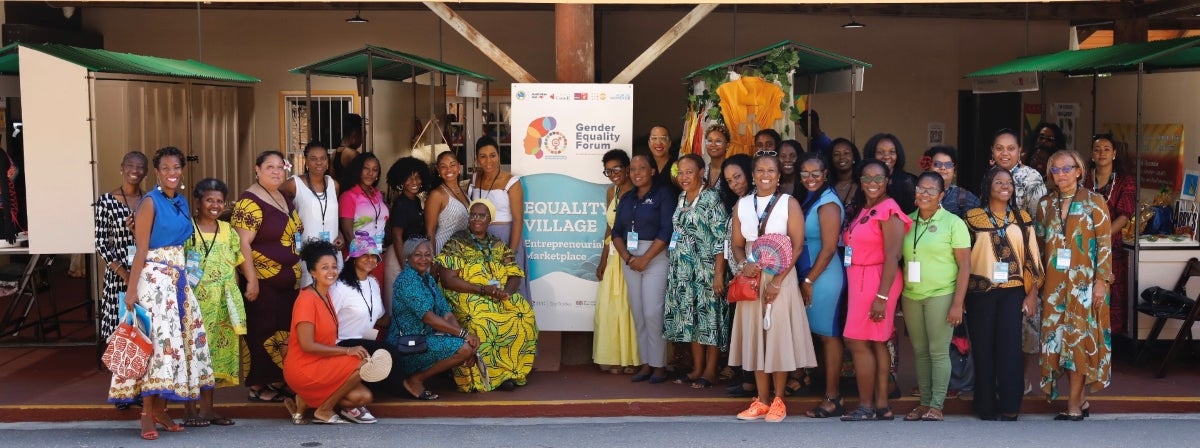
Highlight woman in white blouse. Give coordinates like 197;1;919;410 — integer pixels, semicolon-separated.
282;141;342;287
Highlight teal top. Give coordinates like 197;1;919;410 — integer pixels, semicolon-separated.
901;207;970;300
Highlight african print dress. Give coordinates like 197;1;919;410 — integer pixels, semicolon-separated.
437;231;538;392
1086;171;1136;336
389;265;466;377
663;189;730;349
1034;190;1113;399
94;193;136;341
109;188;214;403
185;221;247;387
231;191;302;387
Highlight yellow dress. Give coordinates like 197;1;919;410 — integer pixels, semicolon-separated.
592;192;640;367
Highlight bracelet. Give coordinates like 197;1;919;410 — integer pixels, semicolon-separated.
769;281;782;289
875;293;889;301
458;328;468;338
804;278;814;285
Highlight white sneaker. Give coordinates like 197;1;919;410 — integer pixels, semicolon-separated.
338;406;377;424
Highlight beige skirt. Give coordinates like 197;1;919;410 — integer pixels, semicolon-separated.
728;269;818;373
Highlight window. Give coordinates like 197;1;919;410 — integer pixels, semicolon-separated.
279;91;358;168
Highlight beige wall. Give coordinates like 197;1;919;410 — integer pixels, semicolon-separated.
85;8;1070;176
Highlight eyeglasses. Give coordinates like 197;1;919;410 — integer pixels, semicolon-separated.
649;136;671;142
602;166;625;177
1049;165;1077;175
798;170;823;180
860;175;887;184
704;139;726;146
468;213;490;221
1037;135;1056;142
931;161;955;170
756;150;778;157
915;186;942;196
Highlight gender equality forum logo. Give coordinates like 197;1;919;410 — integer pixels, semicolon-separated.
524;116;569;159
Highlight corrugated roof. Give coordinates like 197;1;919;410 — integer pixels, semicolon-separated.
684;40;871;80
290;45;495;82
965;36;1200;78
0;43;259;83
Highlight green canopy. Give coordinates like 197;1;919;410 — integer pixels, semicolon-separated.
0;42;258;83
684;40;871;80
965;36;1200;78
289;45;495;82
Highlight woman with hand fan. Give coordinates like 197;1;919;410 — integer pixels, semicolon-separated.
728;154;818;423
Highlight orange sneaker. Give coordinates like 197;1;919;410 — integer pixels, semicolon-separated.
765;397;787;423
736;398;770;420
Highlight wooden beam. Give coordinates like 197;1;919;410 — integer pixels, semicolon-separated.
423;1;537;83
610;3;717;84
556;4;595;83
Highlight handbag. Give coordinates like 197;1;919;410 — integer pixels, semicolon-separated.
392;334;429;355
728;193;781;304
102;303;154;380
1139;286;1196;318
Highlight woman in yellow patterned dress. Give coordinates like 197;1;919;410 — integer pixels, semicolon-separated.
232;151;303;403
436;199;539;392
1034;150;1112;421
182;178;245;426
593;149;639;373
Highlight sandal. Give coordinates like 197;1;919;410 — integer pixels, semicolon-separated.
840;405;877;422
672;373;698;385
718;366;736;382
806;396;844;418
248;386;285;403
690;378;713;389
208;417;235;426
904;405;930;422
920;407;944;421
283;397;308;425
410;389;439;400
875;406;895;421
182;418;211;428
783;371;811;396
139;412;158;441
312;413;350;424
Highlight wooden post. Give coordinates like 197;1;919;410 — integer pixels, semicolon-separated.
424;1;538;83
610;4;717;84
555;4;595;83
1114;17;1149;44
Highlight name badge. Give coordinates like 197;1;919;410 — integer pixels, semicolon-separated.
992;261;1009;283
184;249;203;290
626;231;639;251
906;261;921;283
1069;202;1083;215
294;232;303;251
373;233;385;248
319;231;331;243
125;244;137;266
668;232;678;250
843;247;853;267
1056;248;1071;271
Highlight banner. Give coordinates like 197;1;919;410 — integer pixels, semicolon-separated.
1023;103;1042;143
1053;103;1079;151
971;72;1039;94
511;83;634;331
1103;123;1185;190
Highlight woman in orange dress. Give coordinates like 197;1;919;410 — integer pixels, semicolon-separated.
283;240;374;424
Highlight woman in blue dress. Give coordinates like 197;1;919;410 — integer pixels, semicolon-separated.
388;238;478;400
794;153;847;418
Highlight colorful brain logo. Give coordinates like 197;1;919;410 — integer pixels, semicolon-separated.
524;116;557;159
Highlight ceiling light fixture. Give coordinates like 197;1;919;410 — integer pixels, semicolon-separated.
842;13;865;29
346;4;368;24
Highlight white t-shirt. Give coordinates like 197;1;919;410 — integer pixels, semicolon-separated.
330;277;384;342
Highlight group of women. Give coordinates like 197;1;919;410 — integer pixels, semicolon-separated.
591;125;1118;423
96;137;538;439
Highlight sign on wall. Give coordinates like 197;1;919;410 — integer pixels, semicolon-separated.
1054;103;1079;150
1103;123;1185;190
511;83;634;331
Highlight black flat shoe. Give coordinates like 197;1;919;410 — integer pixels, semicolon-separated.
1054;412;1084;421
999;414;1019;421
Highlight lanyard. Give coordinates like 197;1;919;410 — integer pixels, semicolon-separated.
356;279;375;321
985;207;1010;239
192;222;217;261
1056;189;1081;237
314;287;338;338
362;186;382;233
911;213;934;258
680;190;701;212
753;194;779;230
306;173;329;230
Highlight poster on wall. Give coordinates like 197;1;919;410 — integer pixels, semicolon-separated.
1023;103;1042;142
511;83;634;331
1054;103;1079;150
1103;123;1185;190
927;122;945;147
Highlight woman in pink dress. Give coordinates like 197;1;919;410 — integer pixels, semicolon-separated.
841;158;912;421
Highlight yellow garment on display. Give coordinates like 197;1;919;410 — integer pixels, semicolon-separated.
717;76;784;156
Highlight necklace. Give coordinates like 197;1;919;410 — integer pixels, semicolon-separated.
442;183;468;206
473;170;502;201
256;181;289;214
1092;170;1116;202
116;186;143;211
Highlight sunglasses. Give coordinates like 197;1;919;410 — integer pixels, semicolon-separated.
602;166;626;177
798;170;823;180
931;161;955;170
704;139;726;146
1049;165;1077;175
1037;135;1056;142
860;175;887;184
756;150;778;157
468;213;490;221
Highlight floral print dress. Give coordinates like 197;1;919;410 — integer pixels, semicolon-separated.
663;189;729;349
1034;189;1113;399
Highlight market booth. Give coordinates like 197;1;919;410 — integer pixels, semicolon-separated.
680;40;870;155
289;45;496;167
965;36;1200;349
0;43;258;344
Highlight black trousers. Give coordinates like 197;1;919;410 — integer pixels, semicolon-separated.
337;338;408;395
965;286;1025;418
